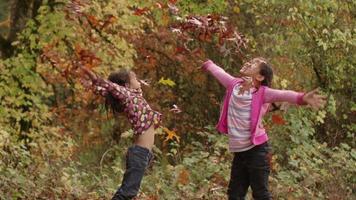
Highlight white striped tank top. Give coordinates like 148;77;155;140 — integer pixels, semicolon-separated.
227;84;255;152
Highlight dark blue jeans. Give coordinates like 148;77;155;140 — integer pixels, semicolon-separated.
228;142;272;200
112;145;153;200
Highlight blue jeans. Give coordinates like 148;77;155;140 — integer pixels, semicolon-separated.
112;145;153;200
228;142;272;200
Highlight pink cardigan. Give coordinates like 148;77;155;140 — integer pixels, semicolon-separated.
202;60;306;145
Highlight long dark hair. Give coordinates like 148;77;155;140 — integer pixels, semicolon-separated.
257;59;273;87
105;69;130;114
256;58;279;111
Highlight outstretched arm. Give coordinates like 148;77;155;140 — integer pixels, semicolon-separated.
264;88;326;109
301;89;327;109
81;67;129;101
201;60;240;88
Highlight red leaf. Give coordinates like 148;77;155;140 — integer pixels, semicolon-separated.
134;7;149;16
272;114;286;125
87;15;99;27
175;46;189;54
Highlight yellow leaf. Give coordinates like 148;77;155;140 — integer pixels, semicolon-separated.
233;6;240;14
161;13;170;26
158;77;176;87
162;127;180;142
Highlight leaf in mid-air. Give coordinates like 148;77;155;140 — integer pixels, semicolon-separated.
133;7;149;16
163;127;180;143
170;104;182;113
158;77;176;87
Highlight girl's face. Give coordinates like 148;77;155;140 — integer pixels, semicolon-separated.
240;58;266;85
127;71;141;89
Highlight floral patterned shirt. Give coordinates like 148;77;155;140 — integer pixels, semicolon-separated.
92;78;162;135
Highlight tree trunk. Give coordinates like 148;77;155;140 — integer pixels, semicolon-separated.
0;34;11;57
0;0;42;58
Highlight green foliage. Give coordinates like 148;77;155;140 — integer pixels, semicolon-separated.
177;0;228;14
267;108;355;199
0;0;355;199
0;0;9;22
56;129;231;199
0;54;74;198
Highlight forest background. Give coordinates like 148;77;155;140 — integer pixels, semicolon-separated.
0;0;355;199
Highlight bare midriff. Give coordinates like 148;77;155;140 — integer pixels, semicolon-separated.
134;125;155;150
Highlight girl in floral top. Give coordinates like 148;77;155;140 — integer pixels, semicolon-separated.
82;67;161;200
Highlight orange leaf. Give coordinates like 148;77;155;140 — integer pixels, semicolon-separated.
178;168;190;185
163;127;180;143
102;15;117;29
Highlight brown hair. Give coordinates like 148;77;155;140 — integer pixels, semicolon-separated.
253;57;274;87
105;69;130;114
254;58;279;111
259;62;273;87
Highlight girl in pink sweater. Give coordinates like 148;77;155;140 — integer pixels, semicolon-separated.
201;58;326;200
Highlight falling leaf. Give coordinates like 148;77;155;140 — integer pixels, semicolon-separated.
169;14;248;58
158;77;176;87
134;7;149;16
163;127;180;142
170;104;182;113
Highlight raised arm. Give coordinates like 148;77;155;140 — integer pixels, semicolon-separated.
81;67;129;101
201;60;240;88
264;88;326;109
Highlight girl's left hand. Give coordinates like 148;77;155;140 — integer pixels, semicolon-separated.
303;89;327;109
81;66;97;81
196;59;208;71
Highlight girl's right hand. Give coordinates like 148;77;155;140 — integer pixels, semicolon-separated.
302;89;327;109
